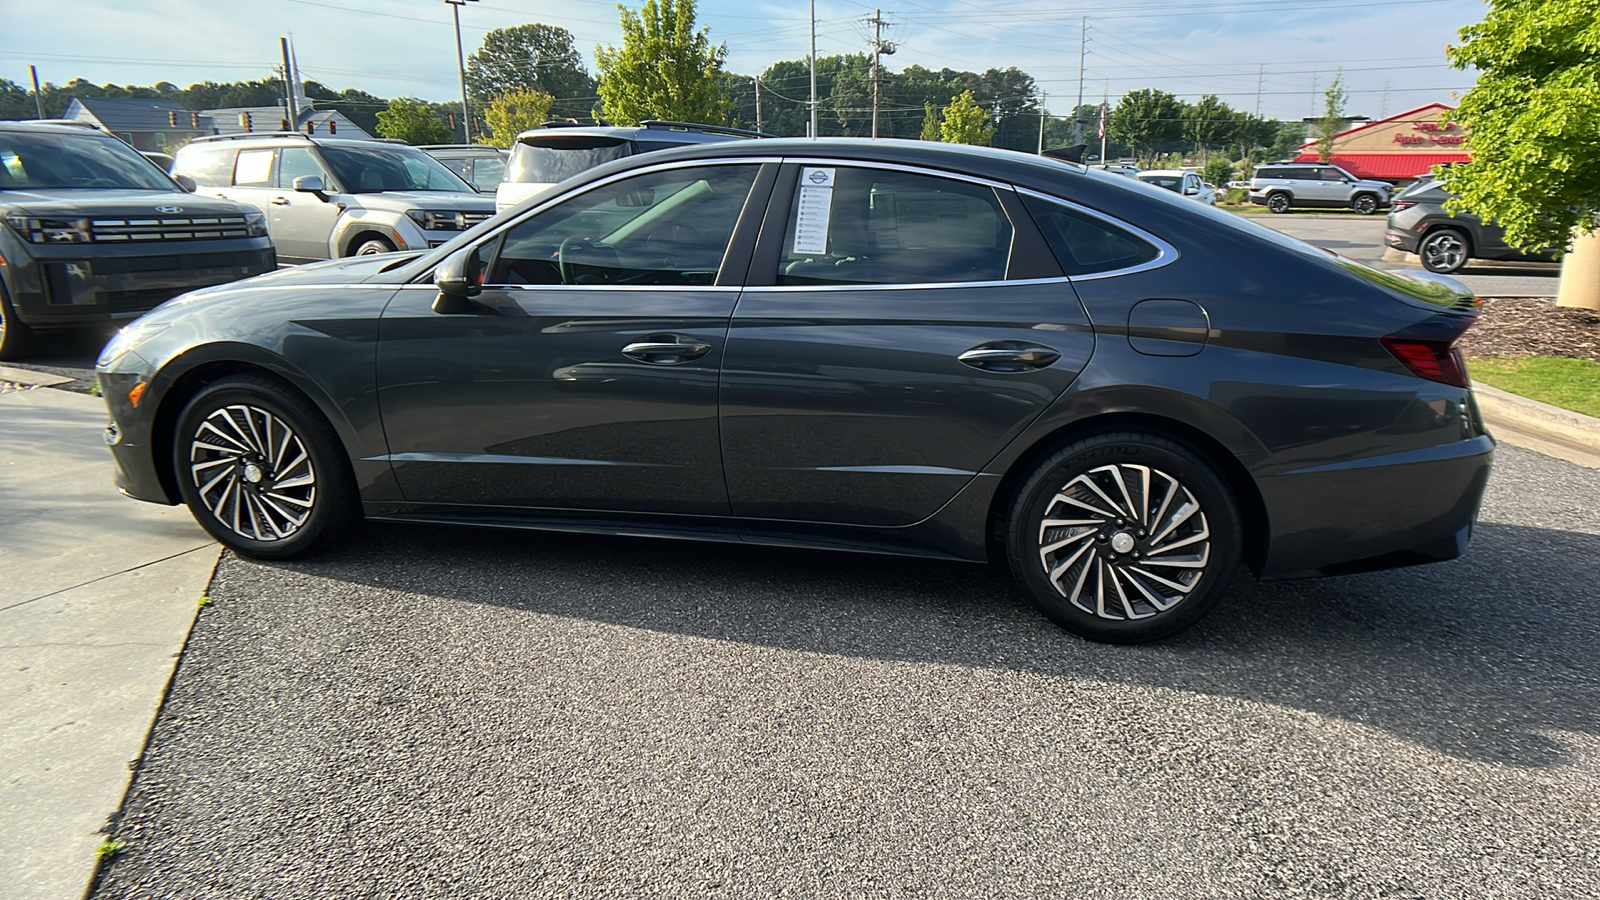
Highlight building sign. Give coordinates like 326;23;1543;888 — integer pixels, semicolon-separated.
1394;118;1467;146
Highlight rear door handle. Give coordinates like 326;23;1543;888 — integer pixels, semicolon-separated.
270;196;291;205
621;337;711;365
958;342;1061;372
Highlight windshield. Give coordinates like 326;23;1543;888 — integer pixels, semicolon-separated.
0;130;177;191
317;143;474;193
1137;175;1182;192
507;137;631;184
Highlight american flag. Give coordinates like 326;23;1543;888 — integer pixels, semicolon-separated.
1098;103;1107;140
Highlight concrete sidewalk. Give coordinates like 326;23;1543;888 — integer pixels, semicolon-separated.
0;384;218;900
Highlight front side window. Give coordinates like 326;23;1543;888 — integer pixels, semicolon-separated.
1021;195;1161;277
316;143;473;193
0;131;178;192
777;167;1013;286
487;164;759;288
233;149;274;187
173;144;235;187
471;156;506;189
276;147;328;188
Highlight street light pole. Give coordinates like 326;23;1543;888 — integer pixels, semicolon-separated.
446;0;477;144
809;0;818;138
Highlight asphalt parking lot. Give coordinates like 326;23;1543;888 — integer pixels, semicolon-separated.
88;443;1600;898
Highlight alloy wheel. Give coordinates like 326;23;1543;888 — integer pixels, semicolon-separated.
1421;232;1467;273
1267;194;1290;214
1036;463;1211;620
188;404;317;542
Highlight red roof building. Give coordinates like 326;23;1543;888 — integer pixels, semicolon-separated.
1294;103;1470;181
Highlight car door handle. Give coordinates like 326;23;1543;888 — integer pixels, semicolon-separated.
958;343;1061;372
270;196;291;205
621;338;711;365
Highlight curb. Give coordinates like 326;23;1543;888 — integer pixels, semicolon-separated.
1473;380;1600;468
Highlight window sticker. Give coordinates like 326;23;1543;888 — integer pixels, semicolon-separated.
792;167;836;255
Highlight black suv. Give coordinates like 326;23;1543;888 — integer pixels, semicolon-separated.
0;121;275;359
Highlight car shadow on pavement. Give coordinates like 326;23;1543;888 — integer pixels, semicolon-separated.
264;517;1594;771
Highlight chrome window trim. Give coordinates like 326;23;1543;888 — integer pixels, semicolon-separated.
479;284;742;293
1014;187;1179;281
741;276;1072;294
413;156;780;286
775;156;1013;192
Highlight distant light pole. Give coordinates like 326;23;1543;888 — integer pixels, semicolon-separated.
445;0;478;144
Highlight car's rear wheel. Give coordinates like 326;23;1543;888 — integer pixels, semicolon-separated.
1420;228;1471;274
0;286;38;361
1266;192;1291;214
352;236;396;256
1352;193;1379;215
173;375;361;559
1006;433;1242;643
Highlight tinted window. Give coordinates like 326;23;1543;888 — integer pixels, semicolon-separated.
506;137;631;185
778;167;1012;286
470;156;505;189
1021;195;1161;277
173;144;236;187
488;164;758;287
435;157;472;180
233;149;274;187
317;143;473;192
276;147;327;188
1138;174;1182;192
0;130;176;191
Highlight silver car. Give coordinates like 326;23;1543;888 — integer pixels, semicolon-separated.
173;134;495;264
1248;163;1392;215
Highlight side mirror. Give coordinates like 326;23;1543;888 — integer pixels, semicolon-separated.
432;248;484;314
1183;185;1198;196
173;173;197;193
292;175;325;193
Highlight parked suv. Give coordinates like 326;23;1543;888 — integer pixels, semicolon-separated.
418;145;507;192
172;134;495;264
0;121;274;359
496;120;767;212
1384;178;1556;274
1248;163;1392;214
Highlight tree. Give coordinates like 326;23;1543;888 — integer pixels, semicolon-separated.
1270;122;1308;161
1232;113;1280;163
1183;94;1234;163
1441;0;1600;309
1316;73;1347;162
479;89;554;147
1108;89;1184;165
375;98;450;144
466;24;594;121
919;101;941;141
940;90;993;145
595;0;729;126
1202;156;1235;188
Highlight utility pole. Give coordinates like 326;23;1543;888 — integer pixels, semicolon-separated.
29;65;43;119
279;37;298;126
865;9;896;139
1073;16;1086;143
809;0;818;138
754;75;763;134
1310;73;1319;118
446;0;478;144
1037;89;1046;155
1255;64;1264;117
1380;80;1390;118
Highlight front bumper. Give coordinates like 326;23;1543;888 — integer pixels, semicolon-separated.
98;350;179;505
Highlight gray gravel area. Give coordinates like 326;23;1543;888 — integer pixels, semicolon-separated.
93;444;1600;899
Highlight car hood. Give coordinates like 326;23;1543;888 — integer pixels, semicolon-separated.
348;190;495;210
0;188;253;217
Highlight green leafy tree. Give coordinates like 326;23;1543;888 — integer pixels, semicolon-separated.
1316;74;1347;162
1231;113;1280;163
940;89;993;145
1270;121;1308;161
1183;94;1234;163
479;88;554;147
1202;156;1235;187
1108;89;1184;165
919;101;941;141
374;98;450;144
595;0;729;126
467;24;594;121
1442;0;1600;262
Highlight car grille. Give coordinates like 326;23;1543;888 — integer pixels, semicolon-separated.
460;211;493;228
89;215;253;242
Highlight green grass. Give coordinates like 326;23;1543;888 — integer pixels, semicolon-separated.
1469;357;1600;419
96;839;124;861
88;381;102;398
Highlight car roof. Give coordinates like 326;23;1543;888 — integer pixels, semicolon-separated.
417;144;506;154
178;135;422;151
0;120;118;136
1137;169;1189;177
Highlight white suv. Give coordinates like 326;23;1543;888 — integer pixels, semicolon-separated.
173;134;496;264
1248;163;1392;215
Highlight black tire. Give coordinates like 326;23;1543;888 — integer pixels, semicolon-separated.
173;374;361;559
0;284;38;362
352;236;395;256
1419;228;1471;274
1351;193;1379;215
1266;192;1291;214
1005;432;1242;644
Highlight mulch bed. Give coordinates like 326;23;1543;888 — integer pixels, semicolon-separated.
1459;297;1600;362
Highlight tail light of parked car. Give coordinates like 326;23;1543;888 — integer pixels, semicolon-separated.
1390;199;1419;212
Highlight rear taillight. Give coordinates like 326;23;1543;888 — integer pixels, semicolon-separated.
1391;199;1418;212
1381;337;1470;388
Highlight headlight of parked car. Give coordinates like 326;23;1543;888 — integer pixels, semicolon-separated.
4;214;91;244
96;322;170;368
405;209;468;231
244;210;269;238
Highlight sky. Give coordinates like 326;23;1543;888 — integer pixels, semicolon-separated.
0;0;1490;123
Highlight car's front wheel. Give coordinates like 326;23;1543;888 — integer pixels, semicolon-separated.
173;374;361;559
1419;228;1471;274
1266;192;1291;214
0;286;38;361
1006;433;1242;643
352;236;396;256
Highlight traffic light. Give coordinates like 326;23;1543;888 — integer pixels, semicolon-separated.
167;110;178;127
306;120;316;135
279;117;290;131
328;119;336;134
190;111;200;129
448;113;456;130
240;112;252;131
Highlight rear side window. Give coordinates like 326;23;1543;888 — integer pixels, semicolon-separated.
1021;195;1161;277
172;144;236;187
233;149;274;187
777;166;1013;286
506;136;631;185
